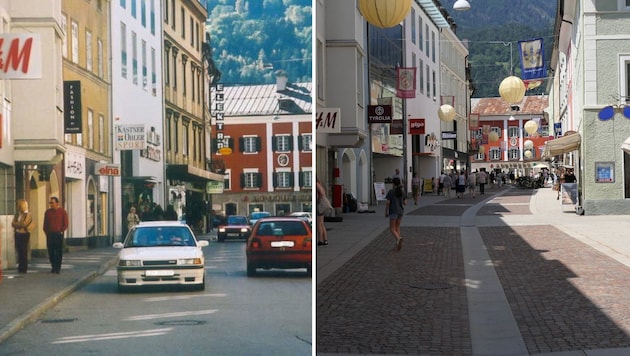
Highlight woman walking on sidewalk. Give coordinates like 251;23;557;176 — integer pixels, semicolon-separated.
385;177;406;251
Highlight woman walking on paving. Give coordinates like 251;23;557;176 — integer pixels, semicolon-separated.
12;199;33;273
316;176;329;246
385;177;405;251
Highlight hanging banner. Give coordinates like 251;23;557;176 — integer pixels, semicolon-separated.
395;67;416;98
367;105;392;124
409;118;425;135
518;38;546;80
64;81;82;133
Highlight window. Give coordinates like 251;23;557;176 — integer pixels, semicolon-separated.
61;15;67;58
475;152;485;161
164;0;168;24
190;16;194;46
418;58;424;94
120;0;126;8
431;31;436;63
317;40;324;100
223;169;231;190
540;125;549;137
619;0;630;10
418;17;423;51
121;22;127;78
508;148;520;160
86;30;92;72
132;31;138;84
164;47;169;86
274;135;292;152
182;58;187;95
410;8;416;45
142;40;147;90
71;20;79;64
150;0;156;35
182;122;188;156
300;169;313;188
181;7;185;38
508;126;519;138
88;109;94;149
490;127;501;138
151;47;157;96
131;0;137;18
97;38;103;78
426;65;430;98
275;170;292;189
99;114;105;153
242;170;261;189
432;71;436;99
300;134;312;151
425;24;429;58
240;136;259;153
171;0;175;29
489;148;501;160
141;0;146;27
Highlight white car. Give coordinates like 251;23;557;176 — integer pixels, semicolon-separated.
113;221;209;292
289;212;312;226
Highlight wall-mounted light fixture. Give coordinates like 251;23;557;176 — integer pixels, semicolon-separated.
453;0;471;11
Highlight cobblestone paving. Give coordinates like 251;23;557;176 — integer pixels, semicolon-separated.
480;225;630;354
316;227;471;355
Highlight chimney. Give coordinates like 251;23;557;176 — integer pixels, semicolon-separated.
275;70;288;92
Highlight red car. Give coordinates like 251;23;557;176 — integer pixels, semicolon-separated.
217;215;251;242
246;217;312;276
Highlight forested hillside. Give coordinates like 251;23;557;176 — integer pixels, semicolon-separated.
447;0;557;97
206;0;312;85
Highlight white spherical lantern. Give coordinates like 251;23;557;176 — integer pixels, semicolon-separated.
524;139;534;150
358;0;412;28
499;76;526;104
524;120;539;135
524;150;533;159
488;131;499;142
479;145;485;154
438;104;456;122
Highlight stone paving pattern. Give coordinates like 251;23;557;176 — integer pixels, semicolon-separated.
316;227;472;355
480;225;630;354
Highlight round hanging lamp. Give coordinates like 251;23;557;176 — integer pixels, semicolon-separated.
524;139;534;150
499;76;526;104
358;0;412;28
438;104;456;122
524;150;533;159
488;131;499;142
479;146;485;154
453;0;471;11
524;120;538;135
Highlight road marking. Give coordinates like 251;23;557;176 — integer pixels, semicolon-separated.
124;309;218;321
52;328;173;344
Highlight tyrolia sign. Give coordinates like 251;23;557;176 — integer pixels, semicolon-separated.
367;105;392;124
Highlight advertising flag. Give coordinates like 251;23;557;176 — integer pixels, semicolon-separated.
518;38;546;81
396;67;416;98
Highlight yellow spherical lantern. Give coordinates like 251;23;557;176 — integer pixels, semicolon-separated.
479;146;485;154
358;0;412;28
524;139;534;150
524;150;533;159
488;131;499;142
499;76;526;104
524;120;538;135
438;104;456;122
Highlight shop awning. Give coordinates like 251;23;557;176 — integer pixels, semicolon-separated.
621;136;630;154
542;133;581;159
166;164;224;182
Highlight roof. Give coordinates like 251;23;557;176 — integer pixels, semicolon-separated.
216;82;312;117
471;96;549;116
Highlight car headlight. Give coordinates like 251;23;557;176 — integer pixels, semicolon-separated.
240;228;250;233
119;260;141;267
178;258;203;265
218;227;226;232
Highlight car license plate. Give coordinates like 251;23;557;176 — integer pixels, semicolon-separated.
146;270;175;277
227;233;240;236
271;241;294;248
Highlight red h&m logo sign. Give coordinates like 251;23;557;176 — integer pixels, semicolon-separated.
409;118;425;135
316;108;341;133
0;34;42;79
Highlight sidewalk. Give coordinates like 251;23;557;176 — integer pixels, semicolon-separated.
316;184;630;355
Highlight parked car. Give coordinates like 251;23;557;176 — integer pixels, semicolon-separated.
113;221;209;292
247;211;271;226
289;211;312;227
217;215;251;242
246;217;312;276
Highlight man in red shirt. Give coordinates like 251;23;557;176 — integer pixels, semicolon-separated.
43;196;69;274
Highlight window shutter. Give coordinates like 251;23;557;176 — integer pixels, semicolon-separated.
256;137;261;152
289;172;294;187
240;173;245;188
271;136;277;151
297;135;303;151
257;173;263;188
272;172;278;188
299;171;304;187
288;135;294;151
212;138;217;152
239;137;244;152
229;138;234;150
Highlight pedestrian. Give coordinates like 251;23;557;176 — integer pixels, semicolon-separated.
385;177;405;251
442;173;453;198
12;199;33;273
439;171;446;195
411;172;421;205
164;204;178;220
127;206;140;230
316;176;330;246
456;170;467;198
43;196;69;274
432;176;439;195
393;168;401;180
468;171;477;199
478;169;487;195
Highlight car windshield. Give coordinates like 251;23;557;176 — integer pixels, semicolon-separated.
227;216;248;225
126;227;196;247
256;221;308;236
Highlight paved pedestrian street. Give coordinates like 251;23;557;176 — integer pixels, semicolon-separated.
316;186;630;355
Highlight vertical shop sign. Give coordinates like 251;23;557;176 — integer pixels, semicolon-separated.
64;81;82;133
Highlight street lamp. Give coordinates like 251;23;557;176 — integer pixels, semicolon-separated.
438;104;456;122
358;0;412;28
453;0;471;11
